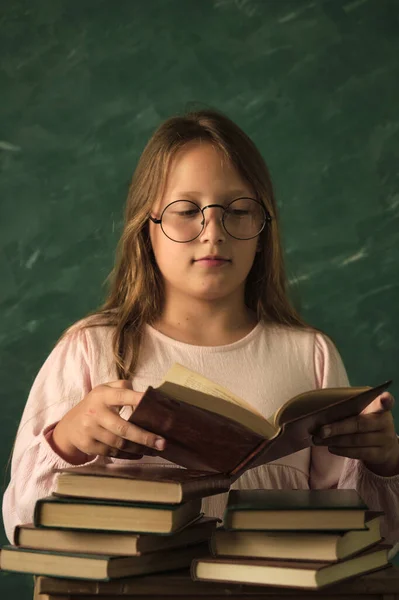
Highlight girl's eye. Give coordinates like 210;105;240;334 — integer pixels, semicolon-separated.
176;210;199;218
228;209;250;217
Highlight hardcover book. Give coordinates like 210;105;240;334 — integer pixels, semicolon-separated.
54;464;230;503
33;564;399;597
127;362;391;476
33;495;202;534
14;516;218;556
211;513;382;561
0;541;209;580
223;489;373;531
191;544;392;589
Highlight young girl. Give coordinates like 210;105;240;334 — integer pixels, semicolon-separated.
3;109;399;549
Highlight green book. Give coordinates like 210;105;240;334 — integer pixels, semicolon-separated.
34;495;202;534
224;489;372;531
0;541;209;580
14;517;218;556
192;543;392;590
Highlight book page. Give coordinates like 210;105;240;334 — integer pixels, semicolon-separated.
271;386;371;428
163;363;264;417
156;363;276;438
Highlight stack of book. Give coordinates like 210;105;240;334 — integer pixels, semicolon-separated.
0;464;230;581
1;363;394;595
192;488;393;590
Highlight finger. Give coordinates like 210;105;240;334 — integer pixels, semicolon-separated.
361;392;395;415
100;380;134;403
316;412;390;439
96;427;160;456
313;431;386;448
100;411;166;451
123;441;160;456
100;384;144;409
76;437;117;458
92;426;145;459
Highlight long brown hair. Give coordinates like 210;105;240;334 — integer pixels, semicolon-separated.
60;108;313;379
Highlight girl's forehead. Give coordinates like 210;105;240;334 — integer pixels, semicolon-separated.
169;142;234;174
163;143;252;196
149;142;256;213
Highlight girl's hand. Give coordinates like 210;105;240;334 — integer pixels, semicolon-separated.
312;392;399;477
52;380;166;465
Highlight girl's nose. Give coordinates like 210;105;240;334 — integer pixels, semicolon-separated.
199;206;226;243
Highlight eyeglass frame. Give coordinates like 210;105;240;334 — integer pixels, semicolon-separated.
149;197;273;243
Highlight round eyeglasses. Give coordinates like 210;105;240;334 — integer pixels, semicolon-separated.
149;198;272;243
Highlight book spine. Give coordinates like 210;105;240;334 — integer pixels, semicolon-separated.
182;479;231;502
33;499;44;527
209;532;217;557
38;581;125;595
12;525;21;546
230;438;270;477
190;558;200;582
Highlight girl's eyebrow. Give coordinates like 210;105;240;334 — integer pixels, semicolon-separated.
173;189;252;200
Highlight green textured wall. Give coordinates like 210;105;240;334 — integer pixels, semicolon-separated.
1;0;398;596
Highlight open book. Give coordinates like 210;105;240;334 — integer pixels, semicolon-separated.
128;363;391;479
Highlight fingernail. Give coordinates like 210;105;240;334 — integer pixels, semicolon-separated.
382;396;393;410
321;426;331;438
155;438;166;450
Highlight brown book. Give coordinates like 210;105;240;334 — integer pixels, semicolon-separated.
191;543;392;589
33;570;203;597
14;516;218;556
0;541;209;580
33;495;202;534
33;565;399;597
211;513;383;561
223;489;375;531
54;464;231;503
127;362;392;476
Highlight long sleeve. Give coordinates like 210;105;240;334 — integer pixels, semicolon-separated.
310;332;399;546
2;328;104;543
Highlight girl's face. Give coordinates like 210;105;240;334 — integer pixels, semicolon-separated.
149;142;260;306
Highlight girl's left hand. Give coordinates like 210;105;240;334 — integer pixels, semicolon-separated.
313;392;399;477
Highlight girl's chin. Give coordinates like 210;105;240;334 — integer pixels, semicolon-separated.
184;286;234;301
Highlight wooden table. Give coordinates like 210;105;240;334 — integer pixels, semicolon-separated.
34;566;399;600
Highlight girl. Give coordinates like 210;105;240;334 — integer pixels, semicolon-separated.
3;109;399;548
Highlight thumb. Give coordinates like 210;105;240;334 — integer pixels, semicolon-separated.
361;392;395;415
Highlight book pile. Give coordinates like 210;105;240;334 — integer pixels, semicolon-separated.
0;464;230;589
1;362;395;597
192;489;393;590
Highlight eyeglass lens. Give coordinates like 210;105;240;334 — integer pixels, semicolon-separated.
161;198;266;242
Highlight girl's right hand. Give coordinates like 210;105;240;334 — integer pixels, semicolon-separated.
52;380;166;465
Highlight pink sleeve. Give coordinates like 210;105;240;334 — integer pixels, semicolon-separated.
2;328;104;543
310;332;399;545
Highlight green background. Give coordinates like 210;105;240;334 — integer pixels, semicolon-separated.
1;0;398;596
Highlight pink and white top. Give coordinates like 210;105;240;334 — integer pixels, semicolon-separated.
3;321;399;547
